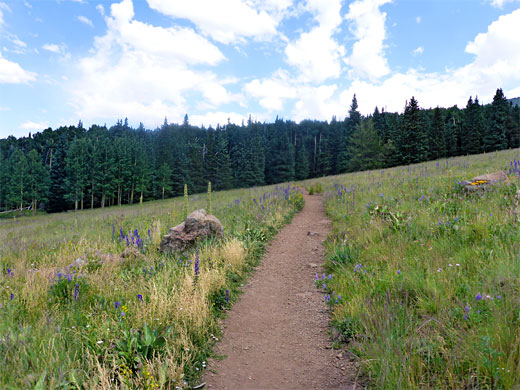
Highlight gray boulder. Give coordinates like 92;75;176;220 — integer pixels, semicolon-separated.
159;209;224;253
464;170;509;191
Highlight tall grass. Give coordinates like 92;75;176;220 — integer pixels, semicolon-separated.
310;150;520;388
0;184;304;389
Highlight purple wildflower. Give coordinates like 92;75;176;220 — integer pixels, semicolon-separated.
225;289;230;303
194;249;200;277
476;293;482;301
115;301;121;309
464;305;470;313
74;283;79;301
338;294;342;300
137;294;143;302
328;274;332;280
10;293;14;300
397;270;401;275
496;295;502;300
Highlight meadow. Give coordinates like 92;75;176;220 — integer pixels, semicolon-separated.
313;148;520;388
0;184;303;389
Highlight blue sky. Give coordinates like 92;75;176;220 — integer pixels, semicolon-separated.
1;0;520;138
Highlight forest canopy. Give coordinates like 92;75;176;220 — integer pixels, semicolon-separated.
0;88;519;214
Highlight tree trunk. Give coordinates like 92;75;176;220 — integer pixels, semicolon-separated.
81;196;84;210
140;192;143;205
162;186;165;200
130;185;134;204
101;193;105;208
75;200;78;212
91;184;94;209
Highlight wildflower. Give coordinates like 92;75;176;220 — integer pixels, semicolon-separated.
315;274;319;280
338;294;342;300
137;294;143;302
322;283;326;289
74;283;79;301
496;295;502;300
225;289;230;303
464;305;470;313
10;293;14;300
397;270;401;275
463;314;469;320
194;249;200;277
476;293;482;301
121;311;125;317
97;340;103;344
7;268;12;276
328;274;332;280
115;301;120;309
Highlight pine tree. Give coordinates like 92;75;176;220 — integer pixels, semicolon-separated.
483;88;508;152
461;97;484;155
265;118;294;184
347;119;385;172
396;97;428;164
26;149;50;212
188;142;206;193
294;137;309;180
429;107;446;159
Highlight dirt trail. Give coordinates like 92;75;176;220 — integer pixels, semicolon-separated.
204;193;356;390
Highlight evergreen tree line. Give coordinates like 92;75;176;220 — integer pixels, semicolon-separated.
0;88;519;213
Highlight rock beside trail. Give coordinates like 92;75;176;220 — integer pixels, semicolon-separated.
464;170;508;191
159;209;224;253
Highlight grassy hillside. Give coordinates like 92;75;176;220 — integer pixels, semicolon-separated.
307;149;520;388
0;184;303;389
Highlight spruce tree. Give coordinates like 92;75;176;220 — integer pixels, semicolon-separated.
65;138;90;210
396;97;428;164
461;97;484;155
347;119;385;172
483;88;508;152
294;138;309;180
429;107;446;159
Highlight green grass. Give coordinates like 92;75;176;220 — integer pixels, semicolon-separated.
306;150;520;389
0;183;303;389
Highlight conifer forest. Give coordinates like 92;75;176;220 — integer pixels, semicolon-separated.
1;88;519;214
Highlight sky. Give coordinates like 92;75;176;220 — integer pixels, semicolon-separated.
1;0;520;138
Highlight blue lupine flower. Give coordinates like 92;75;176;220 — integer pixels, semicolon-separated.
121;311;125;317
338;294;342;300
225;289;230;303
397;270;401;275
322;283;326;289
496;295;502;300
315;274;319;280
194;249;200;277
115;301;121;309
10;293;14;300
74;283;79;301
476;293;482;301
137;294;143;302
7;268;12;276
464;305;470;313
328;274;332;280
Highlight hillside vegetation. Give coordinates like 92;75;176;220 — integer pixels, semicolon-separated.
0;184;303;389
313;148;520;388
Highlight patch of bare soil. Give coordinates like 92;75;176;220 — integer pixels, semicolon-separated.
204;193;357;389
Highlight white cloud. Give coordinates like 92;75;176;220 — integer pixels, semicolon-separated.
78;15;93;27
345;0;392;81
70;0;234;127
285;0;346;83
23;1;32;9
0;50;36;83
20;120;49;131
42;43;60;53
412;46;424;56
96;4;104;16
489;0;520;8
146;0;287;44
416;16;421;24
245;70;298;111
0;2;10;26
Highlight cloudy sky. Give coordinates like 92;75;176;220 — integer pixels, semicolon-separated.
1;0;520;138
